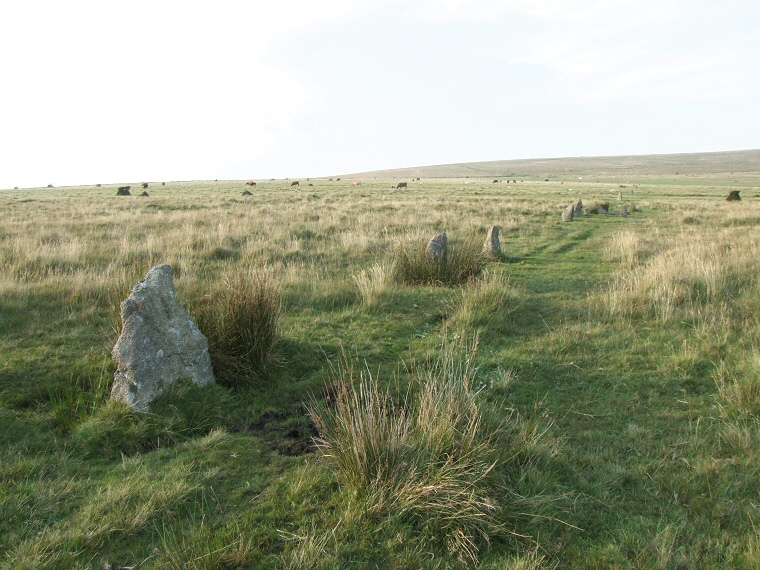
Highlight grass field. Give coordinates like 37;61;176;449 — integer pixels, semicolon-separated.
2;157;760;568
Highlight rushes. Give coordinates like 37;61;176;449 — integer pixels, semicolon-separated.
392;234;487;287
308;340;499;564
193;268;282;386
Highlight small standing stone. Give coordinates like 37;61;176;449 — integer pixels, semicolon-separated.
426;232;448;263
111;264;214;412
620;205;630;217
618;190;623;201
562;204;575;222
483;226;501;257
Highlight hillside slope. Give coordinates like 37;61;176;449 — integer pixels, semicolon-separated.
343;149;760;179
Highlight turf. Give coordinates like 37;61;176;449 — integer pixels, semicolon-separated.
2;161;760;568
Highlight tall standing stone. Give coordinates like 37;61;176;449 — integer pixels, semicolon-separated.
426;232;448;264
620;205;630;217
483;226;501;258
111;264;214;412
562;204;575;222
573;199;584;217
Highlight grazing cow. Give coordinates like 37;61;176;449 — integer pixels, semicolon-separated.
352;181;361;187
396;182;408;189
47;184;54;188
336;178;341;181
493;179;499;183
246;181;256;186
291;181;300;187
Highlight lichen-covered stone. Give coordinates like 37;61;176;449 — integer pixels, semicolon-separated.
111;264;214;412
483;226;501;257
426;232;448;263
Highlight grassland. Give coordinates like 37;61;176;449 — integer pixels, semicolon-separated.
2;159;760;568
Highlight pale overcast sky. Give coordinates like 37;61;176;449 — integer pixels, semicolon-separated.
1;0;758;189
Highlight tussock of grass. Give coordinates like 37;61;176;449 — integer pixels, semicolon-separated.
353;260;393;308
308;340;499;564
204;246;239;262
587;201;610;214
193;268;282;386
392;234;486;286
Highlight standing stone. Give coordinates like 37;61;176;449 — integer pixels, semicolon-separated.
620;205;630;217
562;204;575;222
483;226;501;258
618;190;623;201
426;232;448;263
573;199;584;217
111;264;214;412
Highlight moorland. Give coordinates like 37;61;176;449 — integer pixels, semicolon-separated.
2;150;760;569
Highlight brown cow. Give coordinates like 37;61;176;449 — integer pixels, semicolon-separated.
246;181;256;186
396;182;408;189
291;181;300;186
352;181;361;187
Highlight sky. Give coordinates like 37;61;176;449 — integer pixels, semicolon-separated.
1;0;759;189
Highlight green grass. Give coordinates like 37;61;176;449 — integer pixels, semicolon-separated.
191;267;282;386
2;172;760;568
308;339;501;565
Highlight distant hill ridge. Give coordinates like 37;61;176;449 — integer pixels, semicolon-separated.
343;149;760;179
